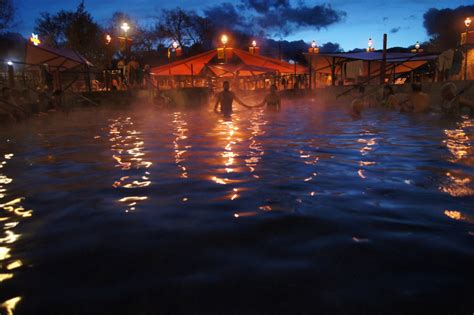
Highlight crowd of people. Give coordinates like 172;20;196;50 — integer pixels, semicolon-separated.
350;82;474;118
103;56;152;91
0;85;65;122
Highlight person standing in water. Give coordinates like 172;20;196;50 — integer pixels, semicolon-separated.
350;85;368;118
214;81;250;117
440;82;474;116
251;84;281;110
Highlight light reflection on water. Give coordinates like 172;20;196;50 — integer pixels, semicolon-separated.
171;112;190;179
109;117;152;212
0;153;29;314
440;117;474;197
0;104;472;313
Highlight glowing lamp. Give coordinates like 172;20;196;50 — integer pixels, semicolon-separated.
105;34;112;45
465;17;471;28
172;41;179;49
367;38;374;52
7;61;13;66
415;41;420;50
121;22;130;33
221;34;228;45
30;33;41;46
249;40;259;54
309;40;319;54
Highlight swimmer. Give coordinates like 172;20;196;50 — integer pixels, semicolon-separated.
214;81;250;117
251;84;281;110
400;83;430;113
440;82;474;116
380;85;399;110
350;85;367;118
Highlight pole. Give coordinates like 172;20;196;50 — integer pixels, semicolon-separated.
294;61;297;89
331;57;336;86
380;33;387;85
309;54;312;90
367;61;371;84
464;28;469;80
224;45;227;63
7;64;14;88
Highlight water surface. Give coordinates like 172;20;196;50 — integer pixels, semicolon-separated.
0;101;473;314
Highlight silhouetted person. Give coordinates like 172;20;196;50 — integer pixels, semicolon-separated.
214;81;250;117
350;85;367;118
402;83;430;113
251;84;281;110
440;82;474;116
380;85;399;109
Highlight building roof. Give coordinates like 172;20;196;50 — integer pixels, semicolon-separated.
304;51;439;75
25;42;93;70
150;48;307;77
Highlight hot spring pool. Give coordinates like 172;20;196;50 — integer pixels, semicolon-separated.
0;101;472;314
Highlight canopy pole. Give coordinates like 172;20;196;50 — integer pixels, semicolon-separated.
368;61;371;84
7;64;15;88
85;66;92;93
380;33;387;85
331;57;336;86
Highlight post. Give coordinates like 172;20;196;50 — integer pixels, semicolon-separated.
191;64;194;87
309;55;312;90
331;57;336;86
125;35;128;59
367;61;371;84
7;63;14;88
464;46;469;81
55;68;62;91
224;45;227;63
380;33;387;85
85;66;92;93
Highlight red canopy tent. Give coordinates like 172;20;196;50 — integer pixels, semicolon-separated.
304;51;438;76
150;48;307;77
24;42;92;70
205;63;277;77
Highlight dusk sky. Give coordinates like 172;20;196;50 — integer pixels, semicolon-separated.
16;0;470;50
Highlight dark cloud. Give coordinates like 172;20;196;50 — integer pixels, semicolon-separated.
255;4;345;36
203;2;345;37
423;5;474;49
242;0;290;13
390;27;400;33
203;3;249;30
319;41;343;53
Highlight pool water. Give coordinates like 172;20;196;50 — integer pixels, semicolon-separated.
0;101;473;314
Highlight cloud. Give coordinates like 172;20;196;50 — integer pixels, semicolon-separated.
242;0;290;13
206;2;346;37
390;27;400;33
203;3;249;30
319;41;343;53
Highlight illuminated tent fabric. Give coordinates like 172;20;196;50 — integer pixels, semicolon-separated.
304;51;438;75
233;49;307;74
150;50;217;76
205;63;277;77
25;42;92;70
150;48;307;77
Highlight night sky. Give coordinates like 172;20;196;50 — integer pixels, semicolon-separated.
15;0;470;50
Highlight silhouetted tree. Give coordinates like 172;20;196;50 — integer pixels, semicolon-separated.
423;5;474;51
0;0;15;32
34;1;107;66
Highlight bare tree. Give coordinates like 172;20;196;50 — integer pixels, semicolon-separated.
0;0;15;32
